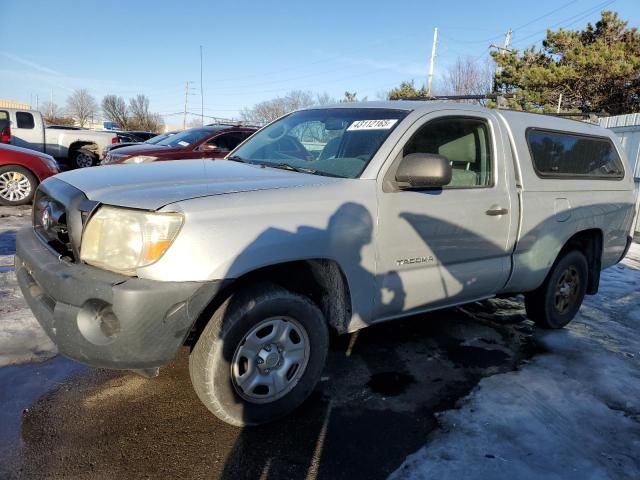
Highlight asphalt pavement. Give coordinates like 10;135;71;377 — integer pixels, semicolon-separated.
0;204;538;479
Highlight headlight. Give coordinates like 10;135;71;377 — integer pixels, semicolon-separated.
123;155;157;164
38;154;59;173
81;206;183;275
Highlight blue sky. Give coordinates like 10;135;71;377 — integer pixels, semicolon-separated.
1;0;638;127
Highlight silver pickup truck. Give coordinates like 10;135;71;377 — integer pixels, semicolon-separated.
15;102;636;426
0;108;117;168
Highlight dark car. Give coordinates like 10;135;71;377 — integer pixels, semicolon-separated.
0;143;59;205
101;125;257;165
127;131;157;141
116;132;145;143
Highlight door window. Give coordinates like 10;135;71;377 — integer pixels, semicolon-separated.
526;129;623;179
207;133;244;152
404;117;493;188
16;112;35;129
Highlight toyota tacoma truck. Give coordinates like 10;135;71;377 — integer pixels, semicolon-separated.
15;102;636;426
0;107;118;168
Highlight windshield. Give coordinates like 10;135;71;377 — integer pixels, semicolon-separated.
155;128;212;147
231;108;408;178
145;132;175;144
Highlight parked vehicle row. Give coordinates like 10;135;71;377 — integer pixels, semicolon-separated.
102;131;178;156
101;125;257;164
14;102;636;426
0;108;118;168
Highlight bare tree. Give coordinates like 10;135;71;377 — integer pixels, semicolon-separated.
440;56;493;98
240;90;315;124
101;95;129;129
315;92;336;105
65;89;98;127
187;117;204;128
41;101;61;122
126;94;164;132
41;100;75;126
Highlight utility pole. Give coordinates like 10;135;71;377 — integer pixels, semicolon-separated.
200;46;204;127
490;29;512;93
503;28;511;52
490;28;512;55
556;93;563;113
427;27;438;97
183;81;190;130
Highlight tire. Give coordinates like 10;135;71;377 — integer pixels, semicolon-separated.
189;283;329;426
525;250;588;329
0;165;37;206
70;148;97;168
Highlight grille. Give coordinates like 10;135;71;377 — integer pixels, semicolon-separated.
32;179;99;262
33;189;74;259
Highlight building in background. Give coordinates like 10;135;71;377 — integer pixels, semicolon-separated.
600;114;640;234
0;99;32;110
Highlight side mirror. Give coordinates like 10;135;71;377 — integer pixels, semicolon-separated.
395;153;452;189
201;143;221;152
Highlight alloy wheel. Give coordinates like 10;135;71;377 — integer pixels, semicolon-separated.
0;171;31;202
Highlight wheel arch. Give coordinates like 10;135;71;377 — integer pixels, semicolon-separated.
556;228;603;294
0;163;39;181
68;141;99;156
185;258;353;347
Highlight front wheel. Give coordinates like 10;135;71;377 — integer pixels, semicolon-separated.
0;166;37;206
70;148;97;168
525;250;588;329
189;284;329;426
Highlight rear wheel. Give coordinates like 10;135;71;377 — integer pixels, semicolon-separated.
189;284;329;426
70;148;97;168
0;166;37;206
525;250;588;329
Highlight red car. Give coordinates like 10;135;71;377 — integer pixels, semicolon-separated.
101;124;257;165
0;144;59;205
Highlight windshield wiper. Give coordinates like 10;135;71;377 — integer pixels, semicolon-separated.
268;162;317;175
226;155;247;163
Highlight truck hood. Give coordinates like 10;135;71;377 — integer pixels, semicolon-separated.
51;159;339;210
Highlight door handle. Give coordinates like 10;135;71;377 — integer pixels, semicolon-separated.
485;207;509;216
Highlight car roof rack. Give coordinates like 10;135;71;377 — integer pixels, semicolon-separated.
400;94;513;102
396;95;602;122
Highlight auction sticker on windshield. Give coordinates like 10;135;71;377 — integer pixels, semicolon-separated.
347;119;398;131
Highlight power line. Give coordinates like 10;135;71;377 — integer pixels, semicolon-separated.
511;0;618;47
511;0;581;32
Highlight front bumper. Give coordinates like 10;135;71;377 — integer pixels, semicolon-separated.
15;227;223;369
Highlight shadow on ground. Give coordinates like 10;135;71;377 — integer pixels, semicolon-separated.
5;298;539;480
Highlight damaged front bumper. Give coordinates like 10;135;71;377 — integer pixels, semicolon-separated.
15;227;222;370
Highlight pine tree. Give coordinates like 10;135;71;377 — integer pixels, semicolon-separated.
492;11;640;115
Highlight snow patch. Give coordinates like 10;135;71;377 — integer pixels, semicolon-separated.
0;208;57;366
391;244;640;480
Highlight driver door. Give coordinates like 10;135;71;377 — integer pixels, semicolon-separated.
373;111;517;320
